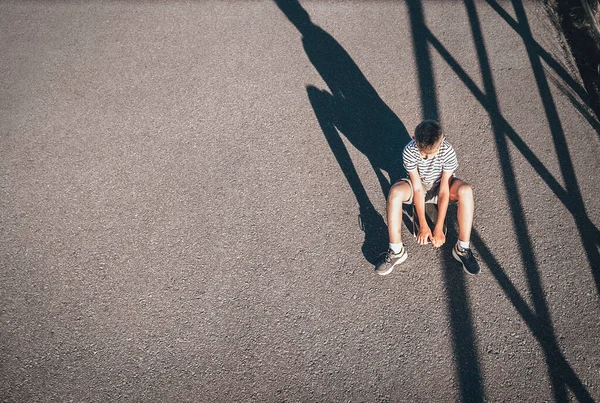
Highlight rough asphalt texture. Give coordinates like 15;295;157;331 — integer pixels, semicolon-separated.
1;0;599;401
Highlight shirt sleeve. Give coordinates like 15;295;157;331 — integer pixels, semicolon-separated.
442;142;459;172
402;142;418;172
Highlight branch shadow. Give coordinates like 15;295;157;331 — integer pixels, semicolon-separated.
274;0;411;264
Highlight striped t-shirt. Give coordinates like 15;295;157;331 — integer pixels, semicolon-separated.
402;139;458;184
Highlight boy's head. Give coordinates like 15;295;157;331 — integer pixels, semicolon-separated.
414;120;444;159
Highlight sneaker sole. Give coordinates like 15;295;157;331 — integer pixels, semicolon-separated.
377;252;408;276
452;248;478;276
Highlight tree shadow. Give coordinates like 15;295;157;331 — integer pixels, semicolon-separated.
274;0;411;264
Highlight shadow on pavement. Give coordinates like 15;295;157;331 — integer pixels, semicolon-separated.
274;0;411;264
483;0;600;297
277;0;485;401
487;1;594;400
547;72;600;137
411;0;595;400
466;0;592;398
506;2;596;399
276;0;596;401
407;1;485;401
421;1;600;298
484;0;600;138
508;0;600;299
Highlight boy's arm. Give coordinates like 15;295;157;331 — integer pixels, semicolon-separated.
432;170;453;247
408;170;431;244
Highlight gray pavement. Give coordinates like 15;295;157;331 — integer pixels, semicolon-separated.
1;0;599;401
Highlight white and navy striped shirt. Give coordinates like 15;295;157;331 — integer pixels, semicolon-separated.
402;139;458;184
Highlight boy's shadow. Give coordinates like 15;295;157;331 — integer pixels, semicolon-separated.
275;0;412;264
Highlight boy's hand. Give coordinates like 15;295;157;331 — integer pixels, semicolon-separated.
432;227;446;248
417;226;432;245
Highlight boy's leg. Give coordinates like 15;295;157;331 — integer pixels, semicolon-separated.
375;180;412;276
387;180;413;244
449;179;474;242
449;179;480;275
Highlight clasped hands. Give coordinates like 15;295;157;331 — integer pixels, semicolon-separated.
417;224;446;247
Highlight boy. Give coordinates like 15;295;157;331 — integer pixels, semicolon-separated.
375;120;480;276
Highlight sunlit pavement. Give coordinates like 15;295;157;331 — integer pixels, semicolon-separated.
1;1;599;401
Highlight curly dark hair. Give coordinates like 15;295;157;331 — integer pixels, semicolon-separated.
414;120;443;150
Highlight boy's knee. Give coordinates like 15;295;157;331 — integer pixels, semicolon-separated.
388;182;409;204
458;183;473;200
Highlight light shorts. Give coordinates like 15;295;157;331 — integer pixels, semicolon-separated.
398;177;459;205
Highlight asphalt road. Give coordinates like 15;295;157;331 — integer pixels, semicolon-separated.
1;0;599;401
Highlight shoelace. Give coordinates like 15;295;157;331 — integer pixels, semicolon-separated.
384;251;392;263
383;248;403;263
379;250;393;263
457;246;474;259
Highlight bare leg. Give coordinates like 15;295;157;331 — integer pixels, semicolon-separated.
450;179;474;242
387;181;412;244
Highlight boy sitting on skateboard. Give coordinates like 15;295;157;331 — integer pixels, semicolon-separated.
375;120;480;276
